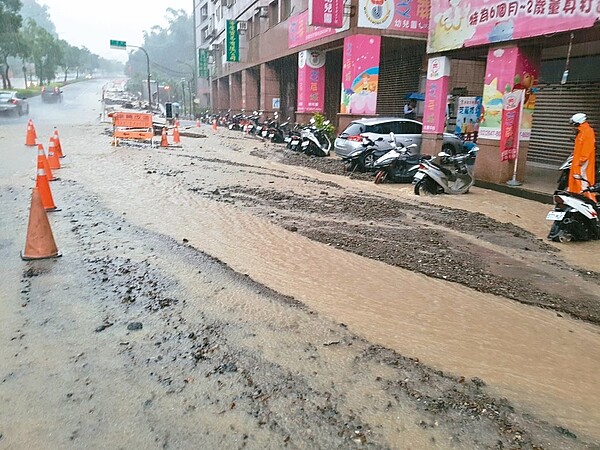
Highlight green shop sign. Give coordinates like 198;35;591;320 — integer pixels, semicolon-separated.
198;49;209;78
226;20;239;62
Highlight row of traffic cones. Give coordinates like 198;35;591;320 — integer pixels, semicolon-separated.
26;119;65;159
21;120;66;260
159;125;181;147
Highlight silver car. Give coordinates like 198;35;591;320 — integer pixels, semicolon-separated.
334;117;463;157
0;91;29;116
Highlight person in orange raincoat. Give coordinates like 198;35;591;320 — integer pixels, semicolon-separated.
568;113;596;200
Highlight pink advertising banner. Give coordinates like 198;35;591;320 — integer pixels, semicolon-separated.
297;51;327;113
423;57;451;134
358;0;429;33
499;90;524;161
340;35;382;116
288;5;350;48
309;0;344;28
428;0;600;53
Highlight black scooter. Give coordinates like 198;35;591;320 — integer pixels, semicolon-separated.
372;140;430;184
342;135;392;173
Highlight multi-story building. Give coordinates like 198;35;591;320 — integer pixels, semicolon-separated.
194;0;600;184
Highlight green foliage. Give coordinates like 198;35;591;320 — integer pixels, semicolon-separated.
311;112;335;140
126;8;194;105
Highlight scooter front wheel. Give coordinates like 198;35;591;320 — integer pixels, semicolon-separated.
374;170;387;184
414;176;439;195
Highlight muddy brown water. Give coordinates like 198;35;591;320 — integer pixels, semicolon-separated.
45;125;600;443
3;83;600;445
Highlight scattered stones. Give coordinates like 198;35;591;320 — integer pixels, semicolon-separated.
127;322;143;331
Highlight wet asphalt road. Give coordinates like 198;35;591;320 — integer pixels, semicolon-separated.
0;80;598;449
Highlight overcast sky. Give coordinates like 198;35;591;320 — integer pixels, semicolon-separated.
39;0;193;62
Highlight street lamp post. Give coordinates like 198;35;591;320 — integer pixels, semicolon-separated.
181;79;187;117
128;45;152;110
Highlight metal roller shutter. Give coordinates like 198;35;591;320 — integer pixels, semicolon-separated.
377;44;423;116
528;82;600;167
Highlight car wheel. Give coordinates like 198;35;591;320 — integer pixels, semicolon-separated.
360;152;376;172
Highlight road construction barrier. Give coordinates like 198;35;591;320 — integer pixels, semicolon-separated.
111;112;154;143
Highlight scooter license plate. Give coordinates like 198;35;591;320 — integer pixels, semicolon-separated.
291;140;299;145
546;210;566;221
228;124;234;129
284;137;291;142
269;134;274;138
414;171;425;181
301;141;309;147
261;131;268;137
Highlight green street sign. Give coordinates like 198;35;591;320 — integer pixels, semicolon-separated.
198;49;209;78
225;20;239;62
110;39;127;49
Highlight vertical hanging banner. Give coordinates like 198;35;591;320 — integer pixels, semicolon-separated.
422;56;451;133
339;35;381;115
226;20;239;62
309;0;344;28
297;50;326;113
499;90;524;161
198;49;209;78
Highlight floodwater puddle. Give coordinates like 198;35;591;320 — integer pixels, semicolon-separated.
70;142;600;442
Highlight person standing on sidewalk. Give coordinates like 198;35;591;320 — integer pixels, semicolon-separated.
568;113;596;200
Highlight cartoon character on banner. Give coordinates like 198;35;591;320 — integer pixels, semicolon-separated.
348;69;379;115
429;0;476;52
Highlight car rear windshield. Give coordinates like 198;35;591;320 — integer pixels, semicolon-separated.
0;93;12;100
339;122;365;137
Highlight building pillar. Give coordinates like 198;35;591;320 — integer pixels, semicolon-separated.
476;46;540;184
260;62;280;114
229;72;242;112
217;77;230;112
296;50;326;125
337;35;382;133
211;80;219;113
242;68;259;112
421;56;451;156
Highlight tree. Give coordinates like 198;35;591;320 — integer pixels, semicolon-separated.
0;0;24;88
126;8;195;104
25;19;63;85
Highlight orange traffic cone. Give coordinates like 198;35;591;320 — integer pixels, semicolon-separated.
21;187;61;260
36;148;58;211
173;126;181;144
47;139;61;170
160;127;169;147
52;129;65;158
196;119;201;128
38;144;56;182
25;119;37;146
212;118;217;132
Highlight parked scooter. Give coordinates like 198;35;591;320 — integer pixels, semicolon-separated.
547;175;600;242
342;135;391;173
413;146;478;195
372;140;429;184
300;118;331;157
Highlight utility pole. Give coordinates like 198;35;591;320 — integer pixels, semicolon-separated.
177;60;196;118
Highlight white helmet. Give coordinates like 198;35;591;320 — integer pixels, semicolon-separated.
570;113;587;125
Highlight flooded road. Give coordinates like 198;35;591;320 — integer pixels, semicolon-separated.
66;140;600;441
1;80;599;448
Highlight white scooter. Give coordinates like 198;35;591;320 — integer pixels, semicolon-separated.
547;175;600;242
413;146;478;195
